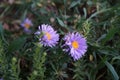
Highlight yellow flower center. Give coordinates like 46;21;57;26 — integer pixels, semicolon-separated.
72;41;79;49
24;23;30;29
45;32;51;40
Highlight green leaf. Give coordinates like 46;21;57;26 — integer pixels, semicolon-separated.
87;8;111;21
104;61;119;80
112;56;120;61
0;22;8;44
102;27;118;44
21;9;27;20
83;8;87;18
56;17;66;27
97;34;106;42
69;0;81;8
0;22;3;34
8;37;26;52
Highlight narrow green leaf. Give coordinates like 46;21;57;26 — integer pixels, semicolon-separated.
69;0;80;9
102;27;118;44
21;9;27;20
83;8;87;18
56;17;65;27
105;61;119;80
0;22;3;34
87;8;111;21
97;34;106;42
112;56;120;61
0;22;8;44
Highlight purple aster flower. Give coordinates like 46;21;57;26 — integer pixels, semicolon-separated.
36;24;59;47
21;18;33;33
63;32;87;61
0;78;3;80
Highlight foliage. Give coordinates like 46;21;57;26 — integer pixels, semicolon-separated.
0;0;120;80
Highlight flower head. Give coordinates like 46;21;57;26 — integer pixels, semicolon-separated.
36;24;59;47
63;32;87;61
21;18;33;33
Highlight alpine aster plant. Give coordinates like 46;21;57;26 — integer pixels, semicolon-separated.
21;18;33;33
36;24;59;47
63;32;87;61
